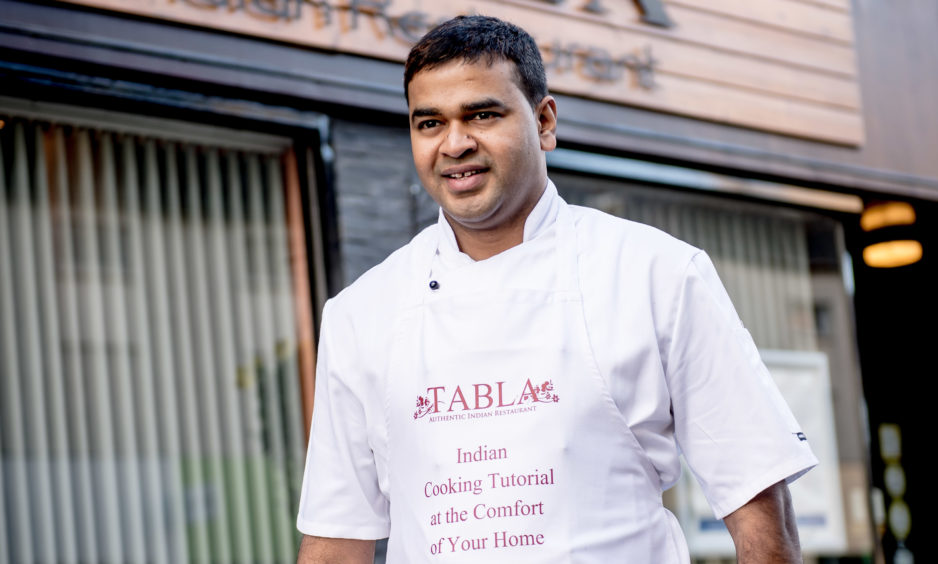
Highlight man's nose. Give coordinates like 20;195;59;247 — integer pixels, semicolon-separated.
440;124;477;159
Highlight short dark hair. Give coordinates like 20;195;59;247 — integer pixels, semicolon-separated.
404;15;548;107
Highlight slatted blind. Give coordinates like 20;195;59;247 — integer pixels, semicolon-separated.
0;116;309;563
554;172;818;352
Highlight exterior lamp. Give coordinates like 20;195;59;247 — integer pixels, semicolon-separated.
860;201;922;268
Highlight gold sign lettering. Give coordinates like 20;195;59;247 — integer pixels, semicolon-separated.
534;0;671;26
633;0;671;27
55;0;864;145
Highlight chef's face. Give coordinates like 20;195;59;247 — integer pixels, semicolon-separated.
408;58;557;235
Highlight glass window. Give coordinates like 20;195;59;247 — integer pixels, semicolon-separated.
555;172;818;350
1;113;313;563
551;169;872;561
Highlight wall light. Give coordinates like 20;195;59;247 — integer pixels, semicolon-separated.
861;201;916;232
863;240;923;269
861;202;922;268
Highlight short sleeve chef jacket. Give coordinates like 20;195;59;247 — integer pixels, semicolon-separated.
296;180;817;539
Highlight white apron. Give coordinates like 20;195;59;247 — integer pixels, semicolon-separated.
384;205;689;563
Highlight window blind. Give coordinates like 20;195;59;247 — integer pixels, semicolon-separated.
1;118;309;564
554;172;818;352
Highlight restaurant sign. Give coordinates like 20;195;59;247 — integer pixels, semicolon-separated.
56;0;864;145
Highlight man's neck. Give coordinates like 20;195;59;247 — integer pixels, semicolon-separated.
445;196;541;261
448;220;524;261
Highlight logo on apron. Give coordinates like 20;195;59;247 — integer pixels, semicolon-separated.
414;379;560;420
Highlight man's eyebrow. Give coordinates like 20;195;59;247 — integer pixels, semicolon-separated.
410;98;508;121
411;107;440;120
462;98;506;113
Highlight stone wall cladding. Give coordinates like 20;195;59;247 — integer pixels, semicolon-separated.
332;119;437;287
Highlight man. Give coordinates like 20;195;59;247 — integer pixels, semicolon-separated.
297;15;817;563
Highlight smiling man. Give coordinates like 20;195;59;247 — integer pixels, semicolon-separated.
296;15;817;564
407;53;555;259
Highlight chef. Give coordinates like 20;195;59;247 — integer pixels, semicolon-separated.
296;15;817;564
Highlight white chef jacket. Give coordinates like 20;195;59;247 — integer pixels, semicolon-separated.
296;180;817;540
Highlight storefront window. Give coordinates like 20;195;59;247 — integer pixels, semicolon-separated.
555;171;818;350
551;169;872;561
0;111;312;563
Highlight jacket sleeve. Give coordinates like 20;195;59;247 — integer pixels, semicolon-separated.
296;299;390;539
666;252;818;519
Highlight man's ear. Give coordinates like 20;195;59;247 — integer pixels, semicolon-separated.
536;95;558;151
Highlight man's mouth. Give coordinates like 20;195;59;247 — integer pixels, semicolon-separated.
442;167;488;179
446;170;482;179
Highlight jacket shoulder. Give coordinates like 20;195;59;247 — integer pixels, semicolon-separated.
569;204;700;267
327;224;436;318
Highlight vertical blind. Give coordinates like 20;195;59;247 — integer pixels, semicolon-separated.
1;117;309;563
555;173;818;352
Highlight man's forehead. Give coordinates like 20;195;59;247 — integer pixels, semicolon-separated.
413;56;518;79
408;58;525;106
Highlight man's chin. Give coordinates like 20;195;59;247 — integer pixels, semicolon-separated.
442;206;500;231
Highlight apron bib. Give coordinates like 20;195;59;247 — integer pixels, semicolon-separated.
385;206;689;563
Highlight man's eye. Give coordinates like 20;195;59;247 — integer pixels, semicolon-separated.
472;112;498;121
417;119;440;130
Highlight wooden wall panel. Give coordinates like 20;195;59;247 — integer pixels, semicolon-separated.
54;0;864;145
663;7;856;76
784;0;850;14
652;41;860;110
668;0;854;43
566;72;864;145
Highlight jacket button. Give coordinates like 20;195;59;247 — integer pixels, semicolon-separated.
429;280;440;290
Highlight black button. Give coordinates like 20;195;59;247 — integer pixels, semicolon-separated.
429;280;440;290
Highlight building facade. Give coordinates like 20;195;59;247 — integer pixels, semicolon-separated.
1;1;935;563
